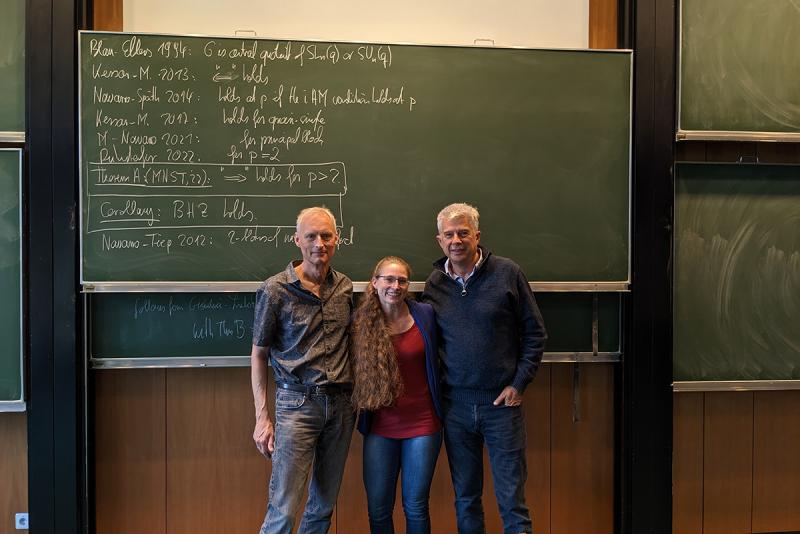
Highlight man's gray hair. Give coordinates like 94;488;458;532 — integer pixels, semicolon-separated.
436;203;480;233
296;206;338;232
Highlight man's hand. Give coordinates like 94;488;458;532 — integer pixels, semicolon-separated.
493;386;522;407
253;417;275;458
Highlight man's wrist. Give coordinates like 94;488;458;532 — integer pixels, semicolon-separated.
510;378;527;395
255;412;271;423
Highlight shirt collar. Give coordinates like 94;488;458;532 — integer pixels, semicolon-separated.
287;260;335;290
444;247;483;282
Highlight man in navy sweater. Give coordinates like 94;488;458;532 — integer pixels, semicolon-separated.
422;202;547;534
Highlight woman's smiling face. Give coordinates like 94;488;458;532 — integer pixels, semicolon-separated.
372;262;411;307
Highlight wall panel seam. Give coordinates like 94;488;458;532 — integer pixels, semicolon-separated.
163;369;168;534
701;392;705;534
750;392;755;533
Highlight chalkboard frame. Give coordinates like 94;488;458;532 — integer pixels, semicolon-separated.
77;30;633;292
0;0;25;142
87;291;623;369
676;0;800;142
0;149;24;411
672;162;800;391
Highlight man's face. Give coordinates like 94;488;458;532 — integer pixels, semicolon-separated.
436;216;480;265
294;212;338;268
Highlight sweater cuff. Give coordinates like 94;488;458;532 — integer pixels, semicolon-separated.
511;370;536;395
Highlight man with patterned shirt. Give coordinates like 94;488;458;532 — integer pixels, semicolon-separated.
250;206;355;534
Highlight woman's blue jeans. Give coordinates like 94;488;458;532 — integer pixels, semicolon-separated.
362;431;443;534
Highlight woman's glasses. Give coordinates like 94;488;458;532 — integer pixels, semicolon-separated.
375;275;410;287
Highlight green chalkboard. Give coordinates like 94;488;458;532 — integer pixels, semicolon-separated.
79;31;632;284
0;150;23;407
90;292;619;363
679;0;800;136
674;163;800;382
0;0;25;135
91;292;256;360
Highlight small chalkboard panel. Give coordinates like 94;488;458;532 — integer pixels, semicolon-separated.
675;163;800;382
91;292;256;359
79;31;632;284
679;0;800;138
0;0;25;136
0;150;23;409
90;292;619;364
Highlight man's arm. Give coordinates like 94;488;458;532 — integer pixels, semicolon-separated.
251;344;274;457
509;268;548;395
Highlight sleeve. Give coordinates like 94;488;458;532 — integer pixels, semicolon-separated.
251;283;279;347
510;267;548;393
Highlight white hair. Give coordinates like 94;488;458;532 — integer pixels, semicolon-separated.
436;203;480;233
296;206;338;232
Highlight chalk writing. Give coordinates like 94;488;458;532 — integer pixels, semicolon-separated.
81;33;421;276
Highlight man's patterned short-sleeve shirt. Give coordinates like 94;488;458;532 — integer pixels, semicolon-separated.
252;261;353;386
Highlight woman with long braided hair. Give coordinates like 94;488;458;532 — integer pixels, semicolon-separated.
351;256;442;534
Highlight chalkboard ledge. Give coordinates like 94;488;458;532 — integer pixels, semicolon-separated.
92;352;621;369
92;356;250;369
0;132;24;143
677;130;800;142
83;281;630;293
0;400;26;412
673;380;800;392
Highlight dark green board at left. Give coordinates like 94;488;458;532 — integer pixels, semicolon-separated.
0;150;23;404
0;0;25;133
91;292;620;361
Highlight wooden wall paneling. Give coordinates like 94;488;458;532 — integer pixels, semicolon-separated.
93;0;123;31
526;363;552;534
550;363;614;534
589;0;618;49
705;141;758;163
702;391;754;534
672;392;704;534
165;368;267;534
676;141;707;162
94;369;166;534
752;391;800;533
755;142;800;164
0;413;27;532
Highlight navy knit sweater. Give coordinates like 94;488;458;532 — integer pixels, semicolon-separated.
422;247;547;405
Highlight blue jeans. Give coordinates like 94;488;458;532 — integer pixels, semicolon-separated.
260;390;355;534
362;431;443;534
443;399;531;534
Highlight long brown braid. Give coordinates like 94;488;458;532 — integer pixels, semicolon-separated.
350;256;412;411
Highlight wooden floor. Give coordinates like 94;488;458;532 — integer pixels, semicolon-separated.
93;363;615;534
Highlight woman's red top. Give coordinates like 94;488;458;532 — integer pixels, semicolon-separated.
371;323;441;439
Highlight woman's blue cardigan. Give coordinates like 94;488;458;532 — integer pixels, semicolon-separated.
356;299;442;435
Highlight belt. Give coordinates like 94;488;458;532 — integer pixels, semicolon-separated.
278;382;352;396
